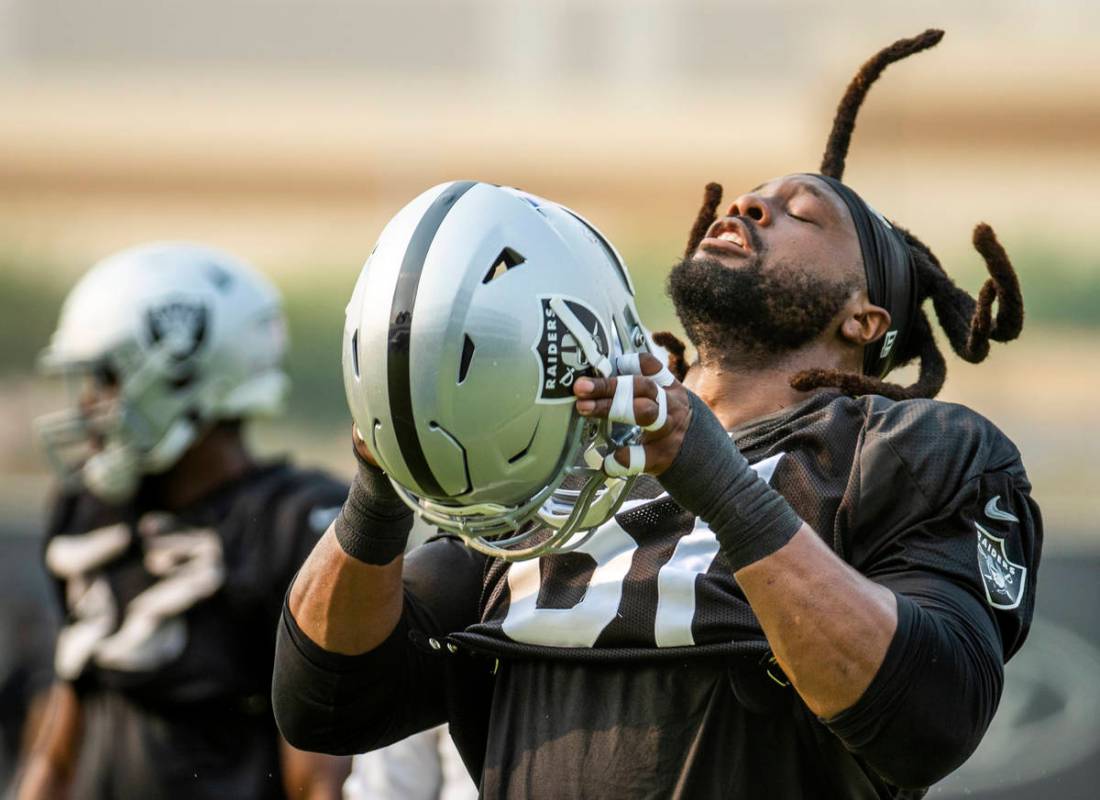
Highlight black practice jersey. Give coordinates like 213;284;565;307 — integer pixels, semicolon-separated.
45;463;346;800
275;392;1041;799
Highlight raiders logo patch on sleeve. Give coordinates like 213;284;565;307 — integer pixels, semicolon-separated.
976;521;1027;611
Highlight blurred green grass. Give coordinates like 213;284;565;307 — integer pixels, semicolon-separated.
4;243;1098;426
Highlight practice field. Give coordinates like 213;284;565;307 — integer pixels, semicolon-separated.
1;520;1096;798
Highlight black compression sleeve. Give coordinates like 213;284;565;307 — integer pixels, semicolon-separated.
271;537;486;756
334;456;413;565
272;594;445;755
824;576;1004;789
660;392;804;571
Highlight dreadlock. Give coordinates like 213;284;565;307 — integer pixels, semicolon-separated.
652;330;690;384
669;29;1025;399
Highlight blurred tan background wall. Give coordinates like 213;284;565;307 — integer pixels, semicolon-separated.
1;0;1098;542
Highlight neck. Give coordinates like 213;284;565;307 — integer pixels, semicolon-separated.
150;424;255;511
683;344;848;430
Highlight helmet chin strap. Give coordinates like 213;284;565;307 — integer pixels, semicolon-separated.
81;417;199;506
82;444;141;505
145;418;200;473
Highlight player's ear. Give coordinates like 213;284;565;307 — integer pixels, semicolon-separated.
839;301;892;349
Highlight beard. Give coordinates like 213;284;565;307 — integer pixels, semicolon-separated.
667;253;858;369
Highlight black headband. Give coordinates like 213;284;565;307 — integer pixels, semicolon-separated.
811;174;918;378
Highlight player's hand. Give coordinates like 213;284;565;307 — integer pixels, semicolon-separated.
351;424;380;468
573;352;693;477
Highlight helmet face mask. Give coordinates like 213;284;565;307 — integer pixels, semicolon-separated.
396;407;641;560
344;182;653;560
36;365;119;494
36;243;289;505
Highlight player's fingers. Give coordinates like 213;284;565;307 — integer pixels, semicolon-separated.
605;431;687;477
607;376;636;423
643;384;669;432
600;383;695;477
577;376;662;428
607;377;669;431
351;424;379;467
603;445;646;477
608;377;665;428
575;394;662;427
616;352;677;387
574;374;658;403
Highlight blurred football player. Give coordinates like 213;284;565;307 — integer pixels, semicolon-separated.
15;243;351;799
273;31;1042;799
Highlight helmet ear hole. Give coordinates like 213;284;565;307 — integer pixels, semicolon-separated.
507;421;540;465
482;247;525;284
350;329;360;379
457;334;475;384
169;371;195;391
94;362;120;389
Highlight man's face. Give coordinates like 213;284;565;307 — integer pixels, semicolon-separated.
77;364;121;452
667;174;865;366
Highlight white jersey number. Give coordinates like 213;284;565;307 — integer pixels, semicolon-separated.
500;453;783;648
47;515;225;678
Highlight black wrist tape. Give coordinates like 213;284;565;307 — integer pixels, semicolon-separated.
660;392;803;572
334;455;414;565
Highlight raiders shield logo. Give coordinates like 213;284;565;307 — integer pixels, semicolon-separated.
976;522;1027;610
147;300;208;361
532;296;608;403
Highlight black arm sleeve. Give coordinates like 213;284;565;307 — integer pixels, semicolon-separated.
824;571;1004;789
824;399;1042;788
272;536;489;758
273;590;444;755
660;392;803;571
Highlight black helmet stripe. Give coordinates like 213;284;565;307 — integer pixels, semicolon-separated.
561;208;634;296
387;180;478;496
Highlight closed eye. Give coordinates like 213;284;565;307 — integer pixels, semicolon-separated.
787;212;816;225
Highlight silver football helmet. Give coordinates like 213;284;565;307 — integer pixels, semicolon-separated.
343;181;653;560
36;243;289;504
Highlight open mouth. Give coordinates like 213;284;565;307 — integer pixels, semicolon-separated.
698;217;753;257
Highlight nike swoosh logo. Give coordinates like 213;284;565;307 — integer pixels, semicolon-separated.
985;495;1020;523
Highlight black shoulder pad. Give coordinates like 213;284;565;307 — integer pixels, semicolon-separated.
860;396;1026;502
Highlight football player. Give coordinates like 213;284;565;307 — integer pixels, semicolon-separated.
273;31;1041;799
15;244;351;799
